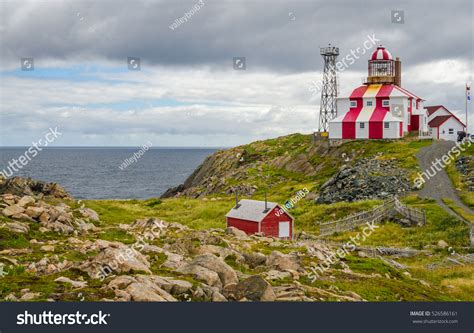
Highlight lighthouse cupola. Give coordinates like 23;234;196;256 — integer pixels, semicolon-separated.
366;45;401;86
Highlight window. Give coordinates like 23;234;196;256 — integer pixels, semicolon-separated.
382;100;390;107
350;101;357;107
366;101;373;106
360;122;365;129
384;122;390;129
449;128;454;134
429;128;433;134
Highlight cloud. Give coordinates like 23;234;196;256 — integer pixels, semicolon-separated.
0;0;473;146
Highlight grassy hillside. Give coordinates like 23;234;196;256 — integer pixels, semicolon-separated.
446;142;474;209
162;133;432;199
1;134;472;302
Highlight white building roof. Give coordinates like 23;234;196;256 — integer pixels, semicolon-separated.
225;199;279;222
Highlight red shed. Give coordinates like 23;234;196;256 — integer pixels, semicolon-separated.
225;199;294;239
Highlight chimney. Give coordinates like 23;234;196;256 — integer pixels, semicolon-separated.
263;192;269;213
394;57;401;87
234;191;240;209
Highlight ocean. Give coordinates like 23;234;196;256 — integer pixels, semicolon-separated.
0;147;219;199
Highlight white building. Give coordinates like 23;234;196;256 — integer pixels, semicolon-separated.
426;105;466;141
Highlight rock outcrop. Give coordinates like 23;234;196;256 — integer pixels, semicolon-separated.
316;157;410;203
0;176;72;200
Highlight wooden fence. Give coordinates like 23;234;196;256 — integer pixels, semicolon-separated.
394;197;426;226
319;197;426;236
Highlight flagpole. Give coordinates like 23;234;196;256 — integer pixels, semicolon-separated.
467;82;471;134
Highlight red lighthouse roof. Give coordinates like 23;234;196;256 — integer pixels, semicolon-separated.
371;45;393;60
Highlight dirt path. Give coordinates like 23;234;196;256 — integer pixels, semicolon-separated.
417;141;474;246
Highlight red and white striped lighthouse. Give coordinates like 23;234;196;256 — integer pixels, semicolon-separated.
329;45;428;139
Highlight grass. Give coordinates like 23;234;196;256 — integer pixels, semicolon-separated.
445;142;474;209
442;198;474;223
326;195;470;249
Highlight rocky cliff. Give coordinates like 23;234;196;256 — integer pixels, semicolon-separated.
162;134;418;203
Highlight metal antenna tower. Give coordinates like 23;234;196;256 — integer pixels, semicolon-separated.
318;44;339;133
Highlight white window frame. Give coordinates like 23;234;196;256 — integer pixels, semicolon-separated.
366;101;373;107
384;122;390;129
382;100;390;107
350;101;357;108
448;128;454;134
360;122;365;129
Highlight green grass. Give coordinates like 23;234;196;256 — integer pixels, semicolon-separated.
326;195;469;249
442;198;474;223
445;143;474;209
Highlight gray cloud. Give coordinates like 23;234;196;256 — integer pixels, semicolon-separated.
1;0;472;71
0;0;473;146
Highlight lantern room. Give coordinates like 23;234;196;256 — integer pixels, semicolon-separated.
366;45;401;86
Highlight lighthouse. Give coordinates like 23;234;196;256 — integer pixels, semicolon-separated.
328;45;428;140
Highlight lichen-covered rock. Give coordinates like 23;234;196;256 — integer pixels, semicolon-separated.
232;275;276;301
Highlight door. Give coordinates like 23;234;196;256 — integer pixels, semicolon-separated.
278;221;290;238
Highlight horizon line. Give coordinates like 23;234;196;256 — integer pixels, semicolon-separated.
0;145;229;149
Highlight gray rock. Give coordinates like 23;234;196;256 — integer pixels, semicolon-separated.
233;275;276;301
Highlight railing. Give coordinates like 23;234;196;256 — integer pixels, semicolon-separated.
394;198;426;226
318;197;426;236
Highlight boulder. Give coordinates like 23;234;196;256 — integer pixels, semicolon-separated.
125;282;177;302
40;245;55;252
177;263;222;288
76;207;100;222
225;226;249;239
243;252;267;268
437;240;448;249
266;251;303;272
233;275;276;301
38;212;50;223
25;206;44;219
4;221;29;233
17;196;35;207
54;276;88;288
81;246;151;278
2;205;25;217
20;292;41;301
185;254;238;287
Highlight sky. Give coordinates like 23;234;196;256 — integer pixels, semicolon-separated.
0;0;473;147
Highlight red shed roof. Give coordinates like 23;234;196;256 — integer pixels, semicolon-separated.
428;115;451;127
425;105;446;116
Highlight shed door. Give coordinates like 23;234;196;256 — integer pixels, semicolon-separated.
279;221;290;238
